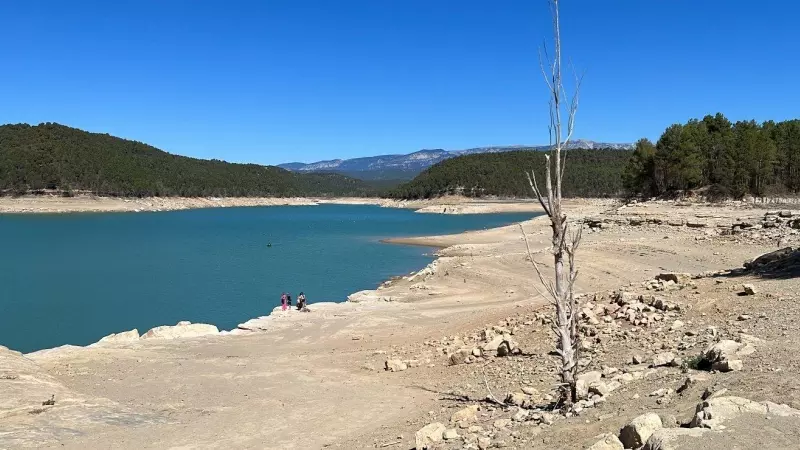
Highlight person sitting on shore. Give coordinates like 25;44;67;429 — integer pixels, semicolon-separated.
297;292;306;310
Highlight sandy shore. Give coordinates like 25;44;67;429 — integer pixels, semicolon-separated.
3;199;797;449
0;194;546;215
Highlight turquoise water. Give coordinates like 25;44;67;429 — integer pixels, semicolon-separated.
0;205;533;353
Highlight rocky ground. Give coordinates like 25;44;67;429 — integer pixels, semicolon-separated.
1;199;799;449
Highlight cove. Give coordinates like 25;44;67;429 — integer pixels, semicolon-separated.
0;205;534;353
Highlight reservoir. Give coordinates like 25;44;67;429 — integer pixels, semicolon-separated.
0;205;533;352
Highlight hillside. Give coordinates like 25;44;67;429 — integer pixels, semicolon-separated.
388;149;632;199
623;114;800;198
0;123;376;197
279;141;633;180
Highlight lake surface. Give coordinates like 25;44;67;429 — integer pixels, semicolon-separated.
0;205;534;353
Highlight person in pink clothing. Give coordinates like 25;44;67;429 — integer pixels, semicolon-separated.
280;292;288;311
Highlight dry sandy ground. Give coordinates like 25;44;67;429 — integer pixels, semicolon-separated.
1;199;798;449
0;194;543;214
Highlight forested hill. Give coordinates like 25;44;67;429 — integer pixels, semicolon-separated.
623;114;800;198
0;123;374;197
388;149;632;199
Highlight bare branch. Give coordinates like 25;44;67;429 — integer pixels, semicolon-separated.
481;362;505;406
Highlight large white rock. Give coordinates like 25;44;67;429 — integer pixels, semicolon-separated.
643;428;708;450
415;422;445;449
587;433;624;450
91;329;140;346
619;413;663;448
451;405;480;424
141;322;219;340
702;340;742;363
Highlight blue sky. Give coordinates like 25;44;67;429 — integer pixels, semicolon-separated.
2;1;798;165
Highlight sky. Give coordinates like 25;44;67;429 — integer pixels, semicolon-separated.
1;1;798;165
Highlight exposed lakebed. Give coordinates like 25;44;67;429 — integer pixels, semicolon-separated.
0;205;533;352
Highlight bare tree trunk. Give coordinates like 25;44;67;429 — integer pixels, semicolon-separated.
524;0;583;408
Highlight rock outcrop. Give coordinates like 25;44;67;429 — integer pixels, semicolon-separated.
141;321;219;340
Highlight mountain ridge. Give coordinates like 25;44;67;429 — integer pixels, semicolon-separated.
279;140;633;180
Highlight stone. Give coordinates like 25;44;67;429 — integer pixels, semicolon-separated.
451;405;480;424
643;428;708;450
384;359;408;372
669;320;684;331
493;418;512;429
481;335;505;353
449;349;470;365
651;352;675;367
589;381;610;397
92;329;140;346
496;338;520;357
742;284;757;295
631;354;644;364
478;437;492;450
587;433;624;450
443;428;459;440
512;408;529;422
575;379;590;400
504;392;528;407
711;359;743;372
690;396;772;429
472;347;482;357
655;273;691;284
521;386;538;396
141;322;219;340
415;422;446;450
702;340;742;364
619;413;663;449
578;370;602;384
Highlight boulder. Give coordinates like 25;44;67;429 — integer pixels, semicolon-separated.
587;433;624;450
504;392;528;407
578;370;603;384
702;340;742;364
415;422;445;449
521;386;539;396
512;408;530;422
384;359;408;372
451;405;480;424
690;396;769;429
619;413;663;449
711;359;743;372
92;329;140;346
449;349;470;365
493;418;512;429
141;322;218;340
496;338;521;357
651;352;675;367
642;428;708;450
589;381;610;397
442;428;459;440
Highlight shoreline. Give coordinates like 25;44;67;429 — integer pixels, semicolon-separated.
0;194;545;215
18;237;455;357
13;216;509;356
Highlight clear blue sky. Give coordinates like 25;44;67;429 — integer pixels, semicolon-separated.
2;1;798;165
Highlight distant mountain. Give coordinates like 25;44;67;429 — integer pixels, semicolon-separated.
279;140;633;180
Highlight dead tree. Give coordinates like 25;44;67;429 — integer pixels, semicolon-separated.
523;0;583;407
